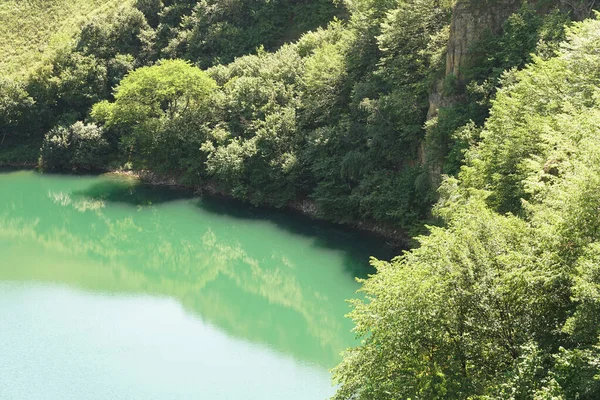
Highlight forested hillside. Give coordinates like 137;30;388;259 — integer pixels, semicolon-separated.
2;0;600;398
334;16;600;399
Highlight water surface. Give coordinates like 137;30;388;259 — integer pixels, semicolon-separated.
0;171;390;399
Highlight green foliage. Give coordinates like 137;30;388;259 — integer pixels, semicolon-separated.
16;4;148;141
0;78;34;144
333;195;569;399
39;122;109;171
334;17;600;399
202;44;307;205
92;59;216;179
436;3;571;176
4;1;600;398
148;0;344;68
189;0;452;217
300;0;452;224
134;0;162;28
465;3;560;83
76;6;154;63
0;0;131;77
93;59;216;129
461;19;600;215
28;49;110;124
1;0;454;228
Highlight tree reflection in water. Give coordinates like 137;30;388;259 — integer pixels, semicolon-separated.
0;170;393;369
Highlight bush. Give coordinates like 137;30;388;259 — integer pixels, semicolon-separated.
39;122;109;171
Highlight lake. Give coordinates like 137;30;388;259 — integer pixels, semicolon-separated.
0;170;391;399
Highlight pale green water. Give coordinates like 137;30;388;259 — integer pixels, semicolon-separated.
0;170;390;399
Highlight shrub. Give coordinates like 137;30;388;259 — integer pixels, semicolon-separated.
39;121;109;171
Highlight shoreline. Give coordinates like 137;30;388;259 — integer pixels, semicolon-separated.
107;169;414;250
1;162;413;250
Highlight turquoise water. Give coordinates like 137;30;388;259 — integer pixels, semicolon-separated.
0;170;389;399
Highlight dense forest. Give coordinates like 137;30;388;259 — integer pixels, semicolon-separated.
2;0;600;398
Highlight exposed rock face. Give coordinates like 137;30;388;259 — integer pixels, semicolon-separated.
426;80;459;121
429;0;524;120
422;0;593;183
445;0;523;78
423;0;533;175
430;0;580;120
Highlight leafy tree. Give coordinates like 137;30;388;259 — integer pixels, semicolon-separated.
150;0;344;68
76;6;154;63
39;121;109;171
202;44;306;205
21;6;149;139
334;17;600;399
333;194;570;399
93;59;216;132
134;0;163;28
92;59;217;169
0;78;34;145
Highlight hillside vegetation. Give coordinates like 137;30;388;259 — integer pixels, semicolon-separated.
3;0;580;233
0;0;130;77
2;0;600;398
334;17;600;399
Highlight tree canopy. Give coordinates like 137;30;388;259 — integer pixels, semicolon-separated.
93;59;216;129
332;17;600;399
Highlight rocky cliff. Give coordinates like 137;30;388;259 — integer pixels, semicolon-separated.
430;0;592;120
428;0;524;121
444;0;523;79
424;0;554;179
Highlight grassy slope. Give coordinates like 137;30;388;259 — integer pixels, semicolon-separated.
0;0;132;165
0;0;131;77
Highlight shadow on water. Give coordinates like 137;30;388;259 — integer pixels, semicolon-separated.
74;176;399;278
72;176;195;206
195;196;399;278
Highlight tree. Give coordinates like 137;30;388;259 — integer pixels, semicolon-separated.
0;78;34;145
39;122;109;171
333;17;600;400
92;59;216;135
332;194;570;399
91;59;217;172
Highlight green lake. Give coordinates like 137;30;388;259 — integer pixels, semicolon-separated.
0;170;391;399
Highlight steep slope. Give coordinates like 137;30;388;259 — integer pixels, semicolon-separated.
0;0;131;77
333;16;600;399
